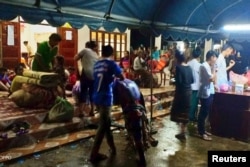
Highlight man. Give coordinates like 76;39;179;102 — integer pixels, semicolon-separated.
183;40;192;63
215;44;235;89
31;33;62;72
197;50;217;141
133;51;154;87
74;41;99;116
187;48;201;123
89;45;124;162
23;41;34;67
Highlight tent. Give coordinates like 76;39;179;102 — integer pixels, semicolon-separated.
1;0;250;41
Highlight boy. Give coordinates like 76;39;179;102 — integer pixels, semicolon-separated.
89;45;124;162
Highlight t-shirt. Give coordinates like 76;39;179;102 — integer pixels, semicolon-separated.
78;48;99;80
133;56;146;71
152;50;160;60
187;59;201;90
175;64;194;92
215;54;228;87
93;59;122;106
32;41;58;72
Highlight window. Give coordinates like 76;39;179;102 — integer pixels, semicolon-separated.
90;30;127;61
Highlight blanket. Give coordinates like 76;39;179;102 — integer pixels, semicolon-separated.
23;70;59;83
10;76;58;93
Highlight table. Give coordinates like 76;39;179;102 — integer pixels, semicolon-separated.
210;91;250;142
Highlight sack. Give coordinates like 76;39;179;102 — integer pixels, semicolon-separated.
46;96;74;123
9;89;38;107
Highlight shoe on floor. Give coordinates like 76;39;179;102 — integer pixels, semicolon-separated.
201;134;212;141
109;148;117;156
175;133;186;140
89;153;108;163
205;131;212;136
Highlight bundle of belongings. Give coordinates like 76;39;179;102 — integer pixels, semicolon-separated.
8;70;74;123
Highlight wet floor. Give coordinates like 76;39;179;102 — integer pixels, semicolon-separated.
5;115;250;167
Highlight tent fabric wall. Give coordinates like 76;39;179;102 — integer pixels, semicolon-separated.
1;0;250;41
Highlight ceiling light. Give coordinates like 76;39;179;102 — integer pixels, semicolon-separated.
223;24;250;31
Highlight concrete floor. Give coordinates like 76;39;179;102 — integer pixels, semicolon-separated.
5;115;250;167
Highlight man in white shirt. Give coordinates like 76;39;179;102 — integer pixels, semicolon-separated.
215;44;235;89
198;50;217;141
187;48;201;123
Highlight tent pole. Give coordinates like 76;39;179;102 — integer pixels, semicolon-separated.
149;35;153;124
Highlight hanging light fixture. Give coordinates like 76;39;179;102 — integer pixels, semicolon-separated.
223;24;250;31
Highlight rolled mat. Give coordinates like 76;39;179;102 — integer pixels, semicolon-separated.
22;70;59;83
10;75;58;93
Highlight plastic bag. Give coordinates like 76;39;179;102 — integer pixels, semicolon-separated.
46;96;74;123
229;71;248;85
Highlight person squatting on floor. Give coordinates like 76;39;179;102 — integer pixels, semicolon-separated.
113;78;159;167
89;45;124;162
170;50;194;141
123;97;148;166
197;50;217;141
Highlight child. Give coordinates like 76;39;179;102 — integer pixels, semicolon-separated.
89;45;124;162
65;66;77;91
53;55;67;98
0;67;11;91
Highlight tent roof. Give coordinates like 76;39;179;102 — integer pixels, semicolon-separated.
1;0;250;41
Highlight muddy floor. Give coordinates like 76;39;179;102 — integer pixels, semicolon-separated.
4;116;250;167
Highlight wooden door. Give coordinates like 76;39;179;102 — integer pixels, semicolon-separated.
57;27;78;68
1;21;20;69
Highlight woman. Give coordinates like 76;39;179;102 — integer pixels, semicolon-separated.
170;50;194;141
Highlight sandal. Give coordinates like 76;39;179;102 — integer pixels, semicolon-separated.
202;134;212;141
89;153;108;162
175;133;186;140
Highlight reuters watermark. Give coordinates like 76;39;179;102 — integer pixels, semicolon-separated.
208;151;249;167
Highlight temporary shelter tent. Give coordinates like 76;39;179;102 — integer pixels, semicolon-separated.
1;0;250;41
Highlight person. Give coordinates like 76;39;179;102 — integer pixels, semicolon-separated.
183;40;192;63
119;51;130;78
187;48;201;123
0;67;11;91
133;51;157;88
65;66;77;91
23;41;34;67
197;50;217;141
53;55;67;98
32;33;62;72
89;45;124;163
170;50;194;141
215;44;235;89
151;46;160;61
20;54;30;69
74;41;99;116
119;51;130;68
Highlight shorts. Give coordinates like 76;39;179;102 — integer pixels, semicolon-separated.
79;73;94;103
